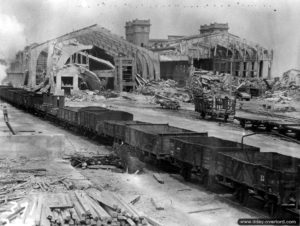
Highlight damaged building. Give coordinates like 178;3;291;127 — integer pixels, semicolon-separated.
4;24;161;95
125;21;273;86
5;21;272;93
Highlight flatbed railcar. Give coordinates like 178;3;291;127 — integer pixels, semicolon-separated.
235;114;300;139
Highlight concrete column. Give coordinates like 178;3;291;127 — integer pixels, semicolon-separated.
262;61;269;79
73;73;79;91
119;59;123;91
239;61;244;77
246;61;252;77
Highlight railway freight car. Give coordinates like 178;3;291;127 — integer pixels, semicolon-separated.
57;106;82;129
216;151;300;216
77;107;134;136
170;136;259;183
120;123;208;160
99;120;162;141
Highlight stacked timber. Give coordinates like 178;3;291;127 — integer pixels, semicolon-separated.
1;189;156;226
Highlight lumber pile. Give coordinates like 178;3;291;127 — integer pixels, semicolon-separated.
67;153;123;170
0;189;155;226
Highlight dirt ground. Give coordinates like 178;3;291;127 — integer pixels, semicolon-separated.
0;102;264;226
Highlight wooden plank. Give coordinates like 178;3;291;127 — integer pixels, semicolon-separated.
69;192;86;221
142;215;163;226
87;165;118;170
153;173;164;184
86;188;117;210
111;193;140;218
48;193;73;209
76;190;99;219
81;191;111;220
150;198;164;210
74;190;94;216
187;207;222;214
129;196;141;205
34;195;43;226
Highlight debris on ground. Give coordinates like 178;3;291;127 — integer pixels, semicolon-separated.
66;153;123;171
65;89;119;102
153;173;164;184
150;198;164;211
136;75;190;105
113;143;146;174
154;94;180;110
129;196;141;205
186;70;266;99
0;156;158;226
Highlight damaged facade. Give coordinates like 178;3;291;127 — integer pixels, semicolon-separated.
5;21;272;93
125;21;273;86
5;24;160;95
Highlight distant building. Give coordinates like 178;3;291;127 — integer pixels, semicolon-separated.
125;19;151;47
146;22;273;83
282;69;300;86
199;23;229;34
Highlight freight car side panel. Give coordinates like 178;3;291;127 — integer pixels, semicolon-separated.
172;136;259;168
101;121;153;140
125;124;207;158
95;111;133;133
172;139;214;169
58;107;80;126
216;152;300;200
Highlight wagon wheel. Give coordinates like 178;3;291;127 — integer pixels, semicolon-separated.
201;174;209;187
265;124;273;132
268;201;276;216
233;185;244;202
180;163;192;181
278;128;287;135
240;120;246;128
224;115;229;122
241;187;249;206
251;124;259;130
263;197;278;217
201;112;206;119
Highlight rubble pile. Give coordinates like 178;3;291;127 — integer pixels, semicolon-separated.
136;77;190;106
66;153;123;171
186;71;233;99
260;72;300;106
66;89;119;102
186;70;267;99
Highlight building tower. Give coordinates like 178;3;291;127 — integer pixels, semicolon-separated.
199;23;229;34
125;19;151;47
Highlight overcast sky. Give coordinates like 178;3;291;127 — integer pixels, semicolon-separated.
0;0;299;76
